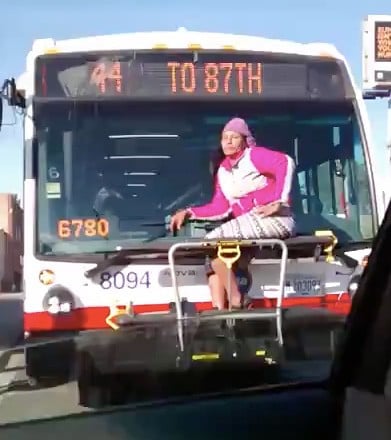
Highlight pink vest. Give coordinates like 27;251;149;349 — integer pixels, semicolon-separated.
188;146;295;221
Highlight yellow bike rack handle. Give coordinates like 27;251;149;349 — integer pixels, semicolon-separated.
217;240;242;270
315;230;338;263
106;302;133;331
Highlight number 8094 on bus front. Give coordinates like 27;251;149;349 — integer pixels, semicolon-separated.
99;270;151;290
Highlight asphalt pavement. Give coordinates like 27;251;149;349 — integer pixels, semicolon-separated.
0;292;24;388
0;292;23;400
0;291;101;425
0;293;90;425
0;295;344;427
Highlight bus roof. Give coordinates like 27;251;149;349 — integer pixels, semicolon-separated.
29;28;343;59
16;28;349;95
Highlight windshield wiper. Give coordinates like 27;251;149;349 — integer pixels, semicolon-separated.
84;247;158;278
82;217;170;277
334;238;373;268
84;221;176;278
337;238;373;250
334;238;373;255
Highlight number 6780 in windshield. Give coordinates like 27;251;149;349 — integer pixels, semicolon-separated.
57;218;110;239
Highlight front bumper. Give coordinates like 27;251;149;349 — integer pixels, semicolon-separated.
74;311;282;376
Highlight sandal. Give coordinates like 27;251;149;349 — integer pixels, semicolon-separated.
229;297;252;310
241;295;253;309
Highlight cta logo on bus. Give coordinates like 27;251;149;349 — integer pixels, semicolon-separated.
39;269;55;286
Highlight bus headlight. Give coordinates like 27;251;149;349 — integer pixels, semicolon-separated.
42;285;75;315
347;275;361;298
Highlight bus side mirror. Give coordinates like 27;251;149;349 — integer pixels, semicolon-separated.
1;78;26;113
0;98;3;132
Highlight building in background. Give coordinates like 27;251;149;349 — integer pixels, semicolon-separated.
0;193;23;291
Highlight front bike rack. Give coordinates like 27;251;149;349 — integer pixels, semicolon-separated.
167;239;289;352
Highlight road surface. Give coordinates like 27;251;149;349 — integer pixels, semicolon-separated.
0;297;343;427
0;292;91;425
0;292;23;383
0;292;23;405
0;357;91;424
0;353;332;426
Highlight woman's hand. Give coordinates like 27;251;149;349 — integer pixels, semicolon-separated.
253;201;282;218
169;209;189;232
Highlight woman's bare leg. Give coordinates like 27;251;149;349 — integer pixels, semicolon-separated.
210;257;242;308
205;212;295;310
208;274;226;310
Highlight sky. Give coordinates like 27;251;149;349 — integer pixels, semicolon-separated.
0;0;390;199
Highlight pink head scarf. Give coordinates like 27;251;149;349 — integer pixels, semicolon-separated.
222;117;257;148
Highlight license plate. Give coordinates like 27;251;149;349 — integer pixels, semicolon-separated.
285;276;322;297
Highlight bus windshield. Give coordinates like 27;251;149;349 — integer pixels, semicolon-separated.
34;100;375;256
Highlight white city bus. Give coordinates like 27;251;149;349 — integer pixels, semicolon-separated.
1;28;379;384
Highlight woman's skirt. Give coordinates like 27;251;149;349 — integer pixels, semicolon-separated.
204;210;295;276
204;211;295;241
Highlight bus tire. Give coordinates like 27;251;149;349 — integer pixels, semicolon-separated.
25;338;75;387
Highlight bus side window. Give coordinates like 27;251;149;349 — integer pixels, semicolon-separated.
293;122;354;240
37;126;68;240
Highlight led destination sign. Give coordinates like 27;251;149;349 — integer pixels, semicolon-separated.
35;51;348;100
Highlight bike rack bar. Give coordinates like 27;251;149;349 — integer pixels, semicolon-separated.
167;239;289;351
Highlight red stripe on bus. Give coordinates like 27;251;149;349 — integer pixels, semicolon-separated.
24;293;351;332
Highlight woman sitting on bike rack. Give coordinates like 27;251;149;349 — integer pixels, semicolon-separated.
170;117;296;310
